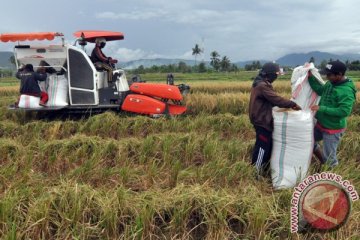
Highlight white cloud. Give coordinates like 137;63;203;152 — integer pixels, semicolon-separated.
114;48;163;61
95;11;118;19
2;0;360;61
110;48;196;62
77;11;85;16
96;9;168;20
178;50;194;60
96;9;247;26
92;0;360;61
170;9;222;24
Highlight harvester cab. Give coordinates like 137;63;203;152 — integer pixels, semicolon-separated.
0;31;189;116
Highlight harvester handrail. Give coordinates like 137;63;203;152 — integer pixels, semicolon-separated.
32;65;67;73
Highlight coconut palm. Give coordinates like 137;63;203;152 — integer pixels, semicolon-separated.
192;44;203;66
220;56;231;72
210;51;221;71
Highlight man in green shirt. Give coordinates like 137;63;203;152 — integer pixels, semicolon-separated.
308;60;357;168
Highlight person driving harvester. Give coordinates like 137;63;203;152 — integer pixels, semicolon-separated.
91;37;118;82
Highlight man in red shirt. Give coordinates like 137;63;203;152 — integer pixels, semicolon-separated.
91;38;118;82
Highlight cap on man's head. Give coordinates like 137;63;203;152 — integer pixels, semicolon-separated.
24;64;34;72
321;60;346;75
95;37;106;44
260;62;280;75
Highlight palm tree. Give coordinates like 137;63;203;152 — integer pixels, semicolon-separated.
220;56;231;72
192;44;203;66
210;51;220;71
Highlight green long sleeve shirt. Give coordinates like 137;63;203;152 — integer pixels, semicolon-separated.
308;75;357;129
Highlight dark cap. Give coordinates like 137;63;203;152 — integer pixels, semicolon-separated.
24;64;34;72
261;62;280;75
320;60;346;75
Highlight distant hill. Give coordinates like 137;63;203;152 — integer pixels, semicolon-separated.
0;51;14;69
276;51;360;67
120;51;360;69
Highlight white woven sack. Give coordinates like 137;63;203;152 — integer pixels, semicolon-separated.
270;108;314;189
18;95;42;108
46;75;68;107
290;62;325;110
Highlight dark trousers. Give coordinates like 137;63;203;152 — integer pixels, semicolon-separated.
95;62;114;82
251;126;273;174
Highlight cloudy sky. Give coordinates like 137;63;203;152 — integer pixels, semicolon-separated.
1;0;360;62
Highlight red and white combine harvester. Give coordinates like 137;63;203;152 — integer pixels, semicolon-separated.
0;31;189;116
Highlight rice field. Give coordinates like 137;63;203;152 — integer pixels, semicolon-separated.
0;73;359;239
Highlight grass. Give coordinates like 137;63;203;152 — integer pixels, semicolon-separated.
132;71;360;83
0;72;359;239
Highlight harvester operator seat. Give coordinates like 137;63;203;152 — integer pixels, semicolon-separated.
93;62;106;71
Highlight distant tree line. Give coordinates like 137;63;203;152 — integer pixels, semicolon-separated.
130;45;239;74
0;69;14;78
0;56;15;78
130;61;239;74
310;56;360;71
209;51;238;72
345;60;360;71
244;61;262;71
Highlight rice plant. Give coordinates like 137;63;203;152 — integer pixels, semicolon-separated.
0;73;359;239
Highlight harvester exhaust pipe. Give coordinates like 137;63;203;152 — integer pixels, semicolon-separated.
166;73;174;85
